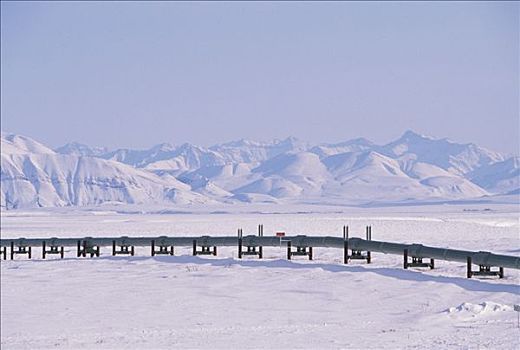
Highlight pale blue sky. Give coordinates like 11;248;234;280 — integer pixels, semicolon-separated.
1;1;518;154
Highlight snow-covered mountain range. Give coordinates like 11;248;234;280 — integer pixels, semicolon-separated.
1;131;518;209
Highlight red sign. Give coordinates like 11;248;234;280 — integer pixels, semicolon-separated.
276;232;285;237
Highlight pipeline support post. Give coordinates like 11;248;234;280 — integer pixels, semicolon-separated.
287;241;313;260
258;224;264;258
346;226;372;264
10;240;31;260
467;256;504;279
343;226;349;264
403;249;434;269
238;225;263;259
238;229;243;259
112;238;135;256
151;238;174;256
366;226;372;263
77;240;82;257
77;238;100;258
193;237;217;256
2;246;6;260
42;239;64;259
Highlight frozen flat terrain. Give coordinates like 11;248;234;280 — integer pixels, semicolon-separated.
1;204;520;349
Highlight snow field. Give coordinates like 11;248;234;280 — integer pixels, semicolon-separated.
1;205;519;349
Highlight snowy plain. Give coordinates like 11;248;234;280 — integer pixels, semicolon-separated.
1;203;519;349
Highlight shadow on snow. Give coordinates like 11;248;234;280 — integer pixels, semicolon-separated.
10;254;519;295
101;254;520;295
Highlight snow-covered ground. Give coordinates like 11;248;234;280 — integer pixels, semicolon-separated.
1;203;519;349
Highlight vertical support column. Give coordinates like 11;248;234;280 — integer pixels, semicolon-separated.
404;249;408;269
2;246;6;260
151;240;156;257
192;240;197;256
42;241;47;259
93;244;100;257
259;224;263;258
112;241;116;256
430;258;435;269
213;246;217;256
77;240;81;257
343;225;349;264
8;242;33;260
467;256;472;278
366;226;372;264
60;246;64;259
84;240;90;257
499;267;504;279
287;241;292;260
308;246;313;261
238;228;243;259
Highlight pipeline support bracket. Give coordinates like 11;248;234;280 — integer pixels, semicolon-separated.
42;240;64;259
10;241;31;260
344;226;372;264
467;256;503;278
287;241;313;260
193;239;216;256
238;226;264;259
151;238;174;256
77;239;100;258
403;249;434;269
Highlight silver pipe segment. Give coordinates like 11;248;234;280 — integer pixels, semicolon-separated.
1;235;518;269
347;238;520;269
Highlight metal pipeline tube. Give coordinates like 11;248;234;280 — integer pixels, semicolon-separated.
348;238;520;270
1;236;518;269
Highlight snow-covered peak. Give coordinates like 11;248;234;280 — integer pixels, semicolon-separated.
379;130;504;174
213;138;268;149
150;143;176;152
208;136;310;165
102;143;180;168
176;142;206;153
337;137;374;147
1;131;515;208
1;133;215;209
310;137;374;158
399;130;433;141
1;132;55;155
272;136;309;152
55;142;109;157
